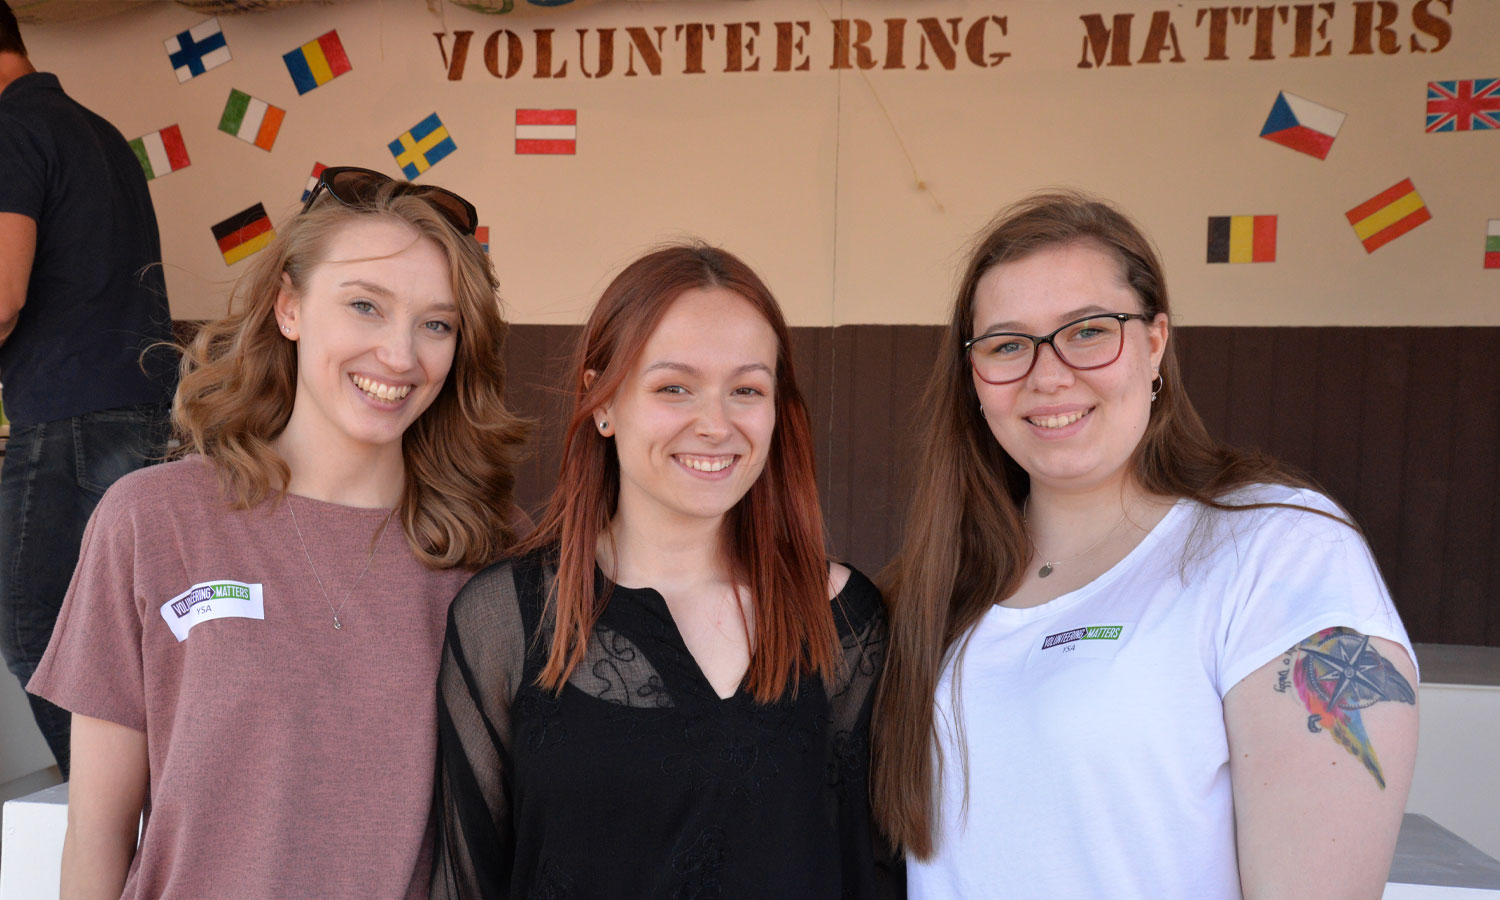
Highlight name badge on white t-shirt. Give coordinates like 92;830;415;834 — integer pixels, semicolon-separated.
158;580;264;642
1027;623;1132;667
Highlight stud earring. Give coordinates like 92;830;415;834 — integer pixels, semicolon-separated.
1150;373;1164;403
598;419;608;431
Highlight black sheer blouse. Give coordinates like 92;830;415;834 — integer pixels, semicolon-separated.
432;549;899;900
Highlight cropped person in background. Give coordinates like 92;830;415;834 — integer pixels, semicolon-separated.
433;244;898;899
0;0;177;777
873;192;1418;899
29;169;527;899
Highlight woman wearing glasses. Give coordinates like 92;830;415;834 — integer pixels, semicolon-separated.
872;193;1418;898
28;168;526;899
430;244;894;899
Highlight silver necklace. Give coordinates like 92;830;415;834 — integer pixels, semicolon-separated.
286;497;395;630
1023;496;1138;578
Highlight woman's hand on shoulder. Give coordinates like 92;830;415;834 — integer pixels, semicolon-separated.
828;561;852;599
1224;628;1418;900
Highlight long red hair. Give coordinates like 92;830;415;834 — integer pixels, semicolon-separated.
519;243;839;704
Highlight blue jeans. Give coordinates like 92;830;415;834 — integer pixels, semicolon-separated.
0;403;169;778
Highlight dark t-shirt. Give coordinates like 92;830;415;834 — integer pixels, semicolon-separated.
432;549;903;900
0;72;177;426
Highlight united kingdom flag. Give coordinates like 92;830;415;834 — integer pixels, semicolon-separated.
1425;78;1500;133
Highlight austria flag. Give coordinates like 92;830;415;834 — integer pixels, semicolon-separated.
1260;91;1346;160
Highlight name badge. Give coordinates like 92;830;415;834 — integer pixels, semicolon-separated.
1027;623;1130;667
159;580;264;642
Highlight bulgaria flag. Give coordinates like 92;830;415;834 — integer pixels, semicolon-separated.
1260;91;1345;160
218;89;285;152
129;125;190;181
1486;220;1500;270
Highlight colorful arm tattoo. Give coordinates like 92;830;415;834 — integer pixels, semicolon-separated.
1274;627;1416;788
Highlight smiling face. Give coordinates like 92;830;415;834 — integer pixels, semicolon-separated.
970;239;1168;497
275;217;458;461
598;286;779;531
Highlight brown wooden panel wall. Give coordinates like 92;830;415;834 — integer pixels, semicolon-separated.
503;324;1500;647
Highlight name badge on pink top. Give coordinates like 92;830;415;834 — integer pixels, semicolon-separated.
159;580;264;642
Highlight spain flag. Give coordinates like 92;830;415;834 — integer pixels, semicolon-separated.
1345;179;1431;254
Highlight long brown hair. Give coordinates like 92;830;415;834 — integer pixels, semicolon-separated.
173;181;528;569
519;243;839;704
872;191;1328;856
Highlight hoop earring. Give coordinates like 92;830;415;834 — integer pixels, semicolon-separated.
1150;373;1164;403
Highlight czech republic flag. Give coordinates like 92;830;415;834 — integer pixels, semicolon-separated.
1260;91;1346;161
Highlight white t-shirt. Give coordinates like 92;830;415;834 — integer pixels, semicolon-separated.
906;485;1415;900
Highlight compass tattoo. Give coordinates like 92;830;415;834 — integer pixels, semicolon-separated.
1282;627;1416;788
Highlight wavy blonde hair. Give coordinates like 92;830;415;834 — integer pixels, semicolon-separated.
173;182;528;569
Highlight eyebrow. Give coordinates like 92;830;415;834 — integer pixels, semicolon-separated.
340;279;394;297
643;361;774;377
979;304;1112;334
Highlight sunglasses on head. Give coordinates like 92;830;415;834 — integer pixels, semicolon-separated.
299;165;479;237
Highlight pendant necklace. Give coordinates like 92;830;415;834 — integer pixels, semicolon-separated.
286;497;395;630
1023;496;1139;579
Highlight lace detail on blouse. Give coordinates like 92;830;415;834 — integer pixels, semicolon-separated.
431;550;900;900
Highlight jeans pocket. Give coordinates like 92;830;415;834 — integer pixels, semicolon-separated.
73;407;161;496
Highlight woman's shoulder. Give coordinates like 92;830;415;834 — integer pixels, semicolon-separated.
449;545;555;624
829;561;883;636
1201;483;1353;535
95;454;222;518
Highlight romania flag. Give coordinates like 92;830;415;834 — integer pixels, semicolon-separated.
388;113;456;179
212;203;275;266
1206;216;1276;264
284;30;352;95
1345;179;1431;254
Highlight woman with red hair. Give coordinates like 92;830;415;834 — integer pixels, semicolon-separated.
431;243;895;899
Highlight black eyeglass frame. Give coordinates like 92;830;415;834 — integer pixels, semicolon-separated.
963;312;1153;386
299;165;480;237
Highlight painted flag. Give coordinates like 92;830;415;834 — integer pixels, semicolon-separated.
1486;220;1500;270
1206;215;1276;263
1260;91;1345;160
388;113;456;179
300;162;328;202
283;30;353;95
1425;78;1500;133
128;124;190;181
164;18;230;83
211;203;275;266
218;89;285;152
475;225;490;254
1345;179;1431;254
515;109;577;155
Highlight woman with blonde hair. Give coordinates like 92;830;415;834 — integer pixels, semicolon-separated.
873;192;1417;899
29;167;527;899
432;243;895;899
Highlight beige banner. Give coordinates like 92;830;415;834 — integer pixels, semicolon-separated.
22;0;1500;325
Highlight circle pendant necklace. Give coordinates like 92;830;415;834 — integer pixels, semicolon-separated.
287;498;395;630
1023;496;1139;579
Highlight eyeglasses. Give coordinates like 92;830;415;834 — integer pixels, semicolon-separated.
300;165;479;237
964;313;1151;385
